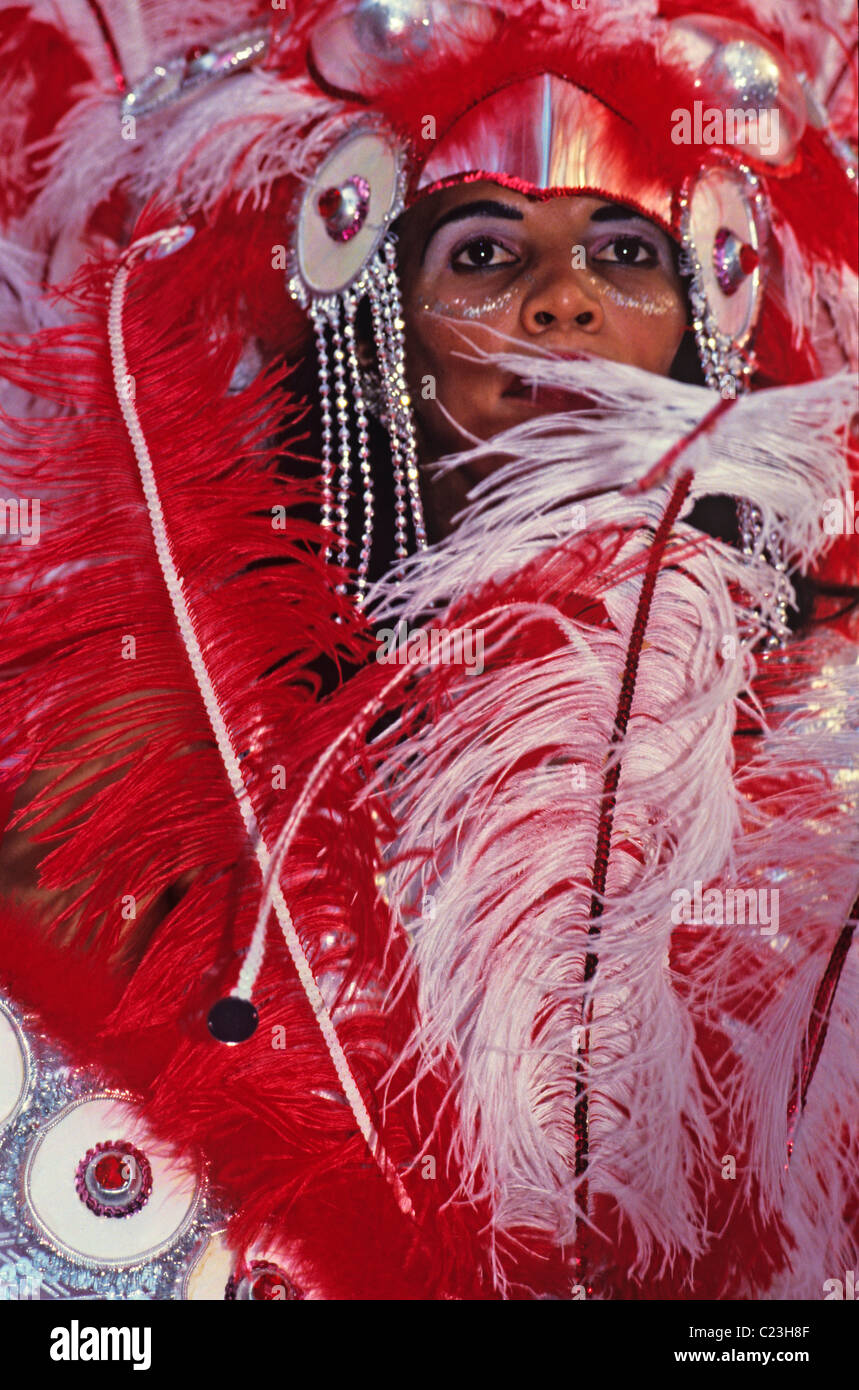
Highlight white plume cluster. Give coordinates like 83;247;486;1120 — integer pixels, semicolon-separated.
361;354;858;1294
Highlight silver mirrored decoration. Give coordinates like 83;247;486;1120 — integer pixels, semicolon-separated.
122;27;270;120
0;997;31;1135
665;15;807;166
354;0;434;61
678;164;767;399
310;0;500;97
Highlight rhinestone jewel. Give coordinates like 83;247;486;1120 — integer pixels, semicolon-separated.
94;1154;131;1191
76;1141;153;1218
713;227;758;295
224;1260;304;1301
317;176;371;243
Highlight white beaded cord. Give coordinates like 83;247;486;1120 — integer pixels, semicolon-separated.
108;237;412;1216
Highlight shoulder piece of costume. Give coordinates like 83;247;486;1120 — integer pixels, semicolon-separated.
0;0;857;1299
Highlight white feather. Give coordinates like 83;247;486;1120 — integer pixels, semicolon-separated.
359;356;858;1295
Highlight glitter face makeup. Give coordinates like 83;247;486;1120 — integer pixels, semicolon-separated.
579;272;679;316
422;277;677;319
420;289;516;319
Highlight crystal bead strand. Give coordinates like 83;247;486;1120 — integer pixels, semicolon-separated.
310;301;335;564
763;521;791;651
737;497;763;559
329;304;353;595
381;239;428;555
341;287;374;607
366;253;410;563
737;499;790;651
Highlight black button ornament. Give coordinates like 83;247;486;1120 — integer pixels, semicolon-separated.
207;997;259;1044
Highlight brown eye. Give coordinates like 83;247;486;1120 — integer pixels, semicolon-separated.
451;236;518;270
591;235;658;267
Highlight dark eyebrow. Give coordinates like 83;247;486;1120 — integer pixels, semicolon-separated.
589;204;654;225
421;199;524;263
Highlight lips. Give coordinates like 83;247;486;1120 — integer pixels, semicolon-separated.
502;379;598;414
501;352;598;413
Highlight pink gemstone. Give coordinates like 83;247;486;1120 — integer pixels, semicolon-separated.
93;1153;131;1191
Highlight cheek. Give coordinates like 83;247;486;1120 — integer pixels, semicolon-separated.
406;314;499;410
404;319;448;430
402;317;461;450
659;304;689;371
619;299;688;373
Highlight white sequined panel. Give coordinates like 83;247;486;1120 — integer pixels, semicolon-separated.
23;1095;201;1269
0;1002;29;1132
0;992;217;1299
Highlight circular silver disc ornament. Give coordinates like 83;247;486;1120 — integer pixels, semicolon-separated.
664;14;806;166
686;165;764;347
22;1093;202;1268
293;126;407;299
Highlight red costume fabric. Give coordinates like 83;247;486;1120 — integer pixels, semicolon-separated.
0;0;856;1300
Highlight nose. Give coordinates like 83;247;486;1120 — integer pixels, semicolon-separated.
520;259;605;336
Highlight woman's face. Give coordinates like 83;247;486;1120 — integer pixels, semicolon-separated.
395;182;688;464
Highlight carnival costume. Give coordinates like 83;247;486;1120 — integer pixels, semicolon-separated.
0;0;856;1300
